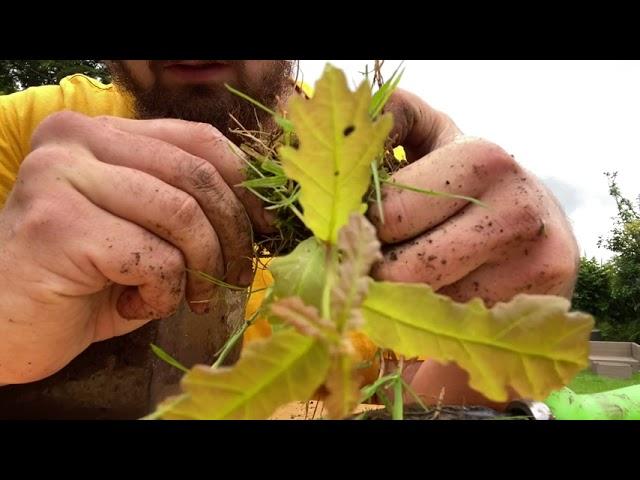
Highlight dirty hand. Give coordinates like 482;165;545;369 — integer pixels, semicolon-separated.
0;112;271;385
368;89;580;407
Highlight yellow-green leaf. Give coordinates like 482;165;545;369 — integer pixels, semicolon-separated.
268;237;326;311
279;64;393;243
362;282;594;402
324;352;360;419
156;329;330;419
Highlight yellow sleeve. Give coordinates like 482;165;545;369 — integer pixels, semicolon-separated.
0;90;37;208
0;83;81;209
0;75;133;209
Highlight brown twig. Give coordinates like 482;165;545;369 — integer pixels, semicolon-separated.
432;387;446;420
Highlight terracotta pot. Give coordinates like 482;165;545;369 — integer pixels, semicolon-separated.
0;289;246;419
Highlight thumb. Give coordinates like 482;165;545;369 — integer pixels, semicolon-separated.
383;89;462;162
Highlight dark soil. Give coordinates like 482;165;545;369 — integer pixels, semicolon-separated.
357;404;528;420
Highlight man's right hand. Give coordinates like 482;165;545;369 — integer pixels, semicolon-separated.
0;111;271;385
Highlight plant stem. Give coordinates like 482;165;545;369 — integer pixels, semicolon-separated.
211;323;248;369
392;357;405;420
211;311;259;369
359;373;398;403
400;378;430;413
321;243;336;322
392;378;404;420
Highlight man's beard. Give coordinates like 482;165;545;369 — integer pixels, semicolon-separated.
109;60;294;143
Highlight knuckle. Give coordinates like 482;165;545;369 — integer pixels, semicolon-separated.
197;229;219;262
502;202;544;240
92;115;120;129
18;197;68;238
93;115;113;123
158;248;186;278
21;145;74;177
188;122;223;144
186;158;224;192
31;110;89;148
467;140;517;177
171;194;203;228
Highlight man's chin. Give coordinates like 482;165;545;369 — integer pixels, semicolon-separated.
109;60;294;136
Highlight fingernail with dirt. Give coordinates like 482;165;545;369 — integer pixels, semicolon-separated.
186;281;215;315
239;267;255;288
227;259;254;288
262;208;278;232
117;287;154;320
189;299;211;315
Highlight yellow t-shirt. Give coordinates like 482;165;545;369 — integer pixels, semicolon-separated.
0;74;134;206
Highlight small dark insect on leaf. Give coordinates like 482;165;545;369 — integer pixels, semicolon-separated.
343;125;355;136
334;171;339;176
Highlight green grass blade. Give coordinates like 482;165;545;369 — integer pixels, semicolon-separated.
226;83;293;133
381;179;487;207
369;62;405;118
240;176;288;189
392;376;404;420
150;343;189;373
371;160;385;223
187;268;248;291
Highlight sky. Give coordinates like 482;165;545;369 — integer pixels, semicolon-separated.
298;60;640;261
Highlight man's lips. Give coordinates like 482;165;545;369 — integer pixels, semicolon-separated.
163;60;231;68
161;61;233;83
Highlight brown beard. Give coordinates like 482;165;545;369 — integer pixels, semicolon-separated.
108;60;294;143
